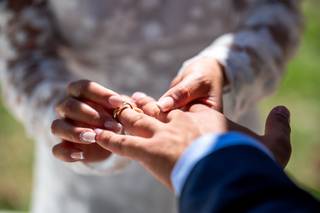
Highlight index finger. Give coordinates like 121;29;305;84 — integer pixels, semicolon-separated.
68;80;123;108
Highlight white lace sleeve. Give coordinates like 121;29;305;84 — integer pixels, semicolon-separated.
189;0;303;118
0;0;129;175
0;0;73;144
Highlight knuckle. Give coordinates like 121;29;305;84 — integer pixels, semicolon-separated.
56;98;67;111
131;114;145;127
116;137;127;154
52;145;62;159
174;85;190;100
136;96;152;107
68;80;91;97
55;98;67;115
63;98;78;113
54;105;61;116
100;131;112;143
67;81;78;93
168;109;183;118
143;103;160;117
51;119;61;134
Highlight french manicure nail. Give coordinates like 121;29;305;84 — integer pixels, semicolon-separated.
132;92;147;101
71;152;84;160
157;97;174;112
108;95;123;108
80;131;96;143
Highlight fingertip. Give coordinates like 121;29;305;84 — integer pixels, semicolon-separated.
265;105;291;137
132;92;147;101
157;96;174;112
108;95;124;108
272;106;290;121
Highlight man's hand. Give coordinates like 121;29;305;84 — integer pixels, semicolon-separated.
51;80;128;163
94;104;291;190
156;57;226;112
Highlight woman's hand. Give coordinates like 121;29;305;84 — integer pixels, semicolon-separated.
51;80;127;163
94;105;291;190
157;57;227;112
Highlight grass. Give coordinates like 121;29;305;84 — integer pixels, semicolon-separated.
0;0;319;210
0;98;34;210
259;0;320;195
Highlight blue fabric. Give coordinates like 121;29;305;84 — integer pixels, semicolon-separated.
171;132;274;195
176;142;320;212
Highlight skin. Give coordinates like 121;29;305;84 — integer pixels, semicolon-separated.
52;80;128;163
51;81;291;176
51;56;227;162
93;104;291;190
156;57;227;112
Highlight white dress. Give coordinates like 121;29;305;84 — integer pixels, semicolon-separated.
0;0;302;213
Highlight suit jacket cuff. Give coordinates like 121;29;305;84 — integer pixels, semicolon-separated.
171;132;275;196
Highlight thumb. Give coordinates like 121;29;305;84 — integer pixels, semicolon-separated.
157;78;192;112
157;74;222;112
264;106;291;167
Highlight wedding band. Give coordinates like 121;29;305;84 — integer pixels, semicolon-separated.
113;102;142;122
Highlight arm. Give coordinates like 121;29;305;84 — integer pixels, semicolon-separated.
0;1;129;174
156;0;303;117
177;134;320;213
191;0;303;116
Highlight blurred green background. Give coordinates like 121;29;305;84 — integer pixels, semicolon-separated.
260;0;320;196
0;0;320;211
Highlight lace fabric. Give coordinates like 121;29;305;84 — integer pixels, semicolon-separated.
0;0;302;173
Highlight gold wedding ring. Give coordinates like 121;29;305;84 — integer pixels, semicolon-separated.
113;102;143;122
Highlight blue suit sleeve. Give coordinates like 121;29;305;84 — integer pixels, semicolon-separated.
174;134;320;213
171;132;275;195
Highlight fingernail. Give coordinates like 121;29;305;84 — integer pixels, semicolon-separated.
274;106;290;120
157;97;174;112
104;119;122;132
80;131;96;143
108;95;123;108
71;152;85;160
132;92;147;101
